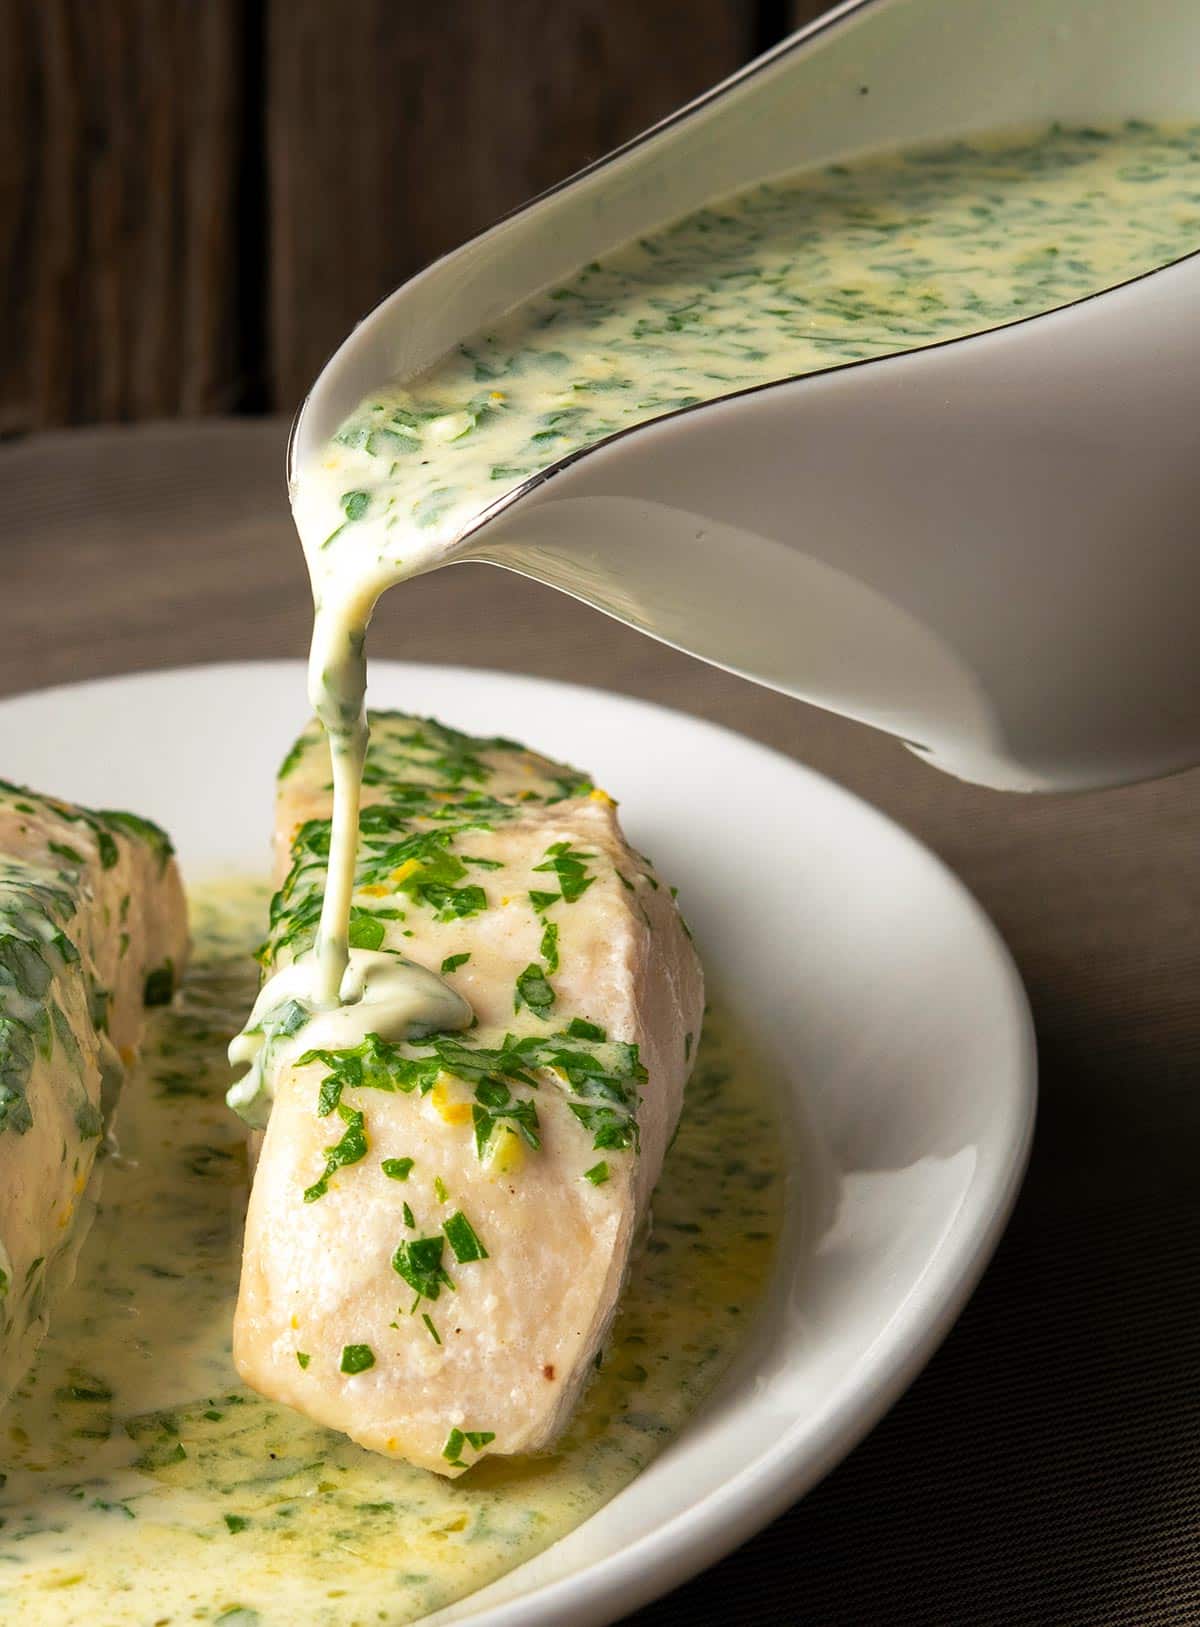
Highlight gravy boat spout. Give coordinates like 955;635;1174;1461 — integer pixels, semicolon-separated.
291;0;1200;792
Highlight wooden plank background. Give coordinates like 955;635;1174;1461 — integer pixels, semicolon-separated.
2;0;246;430
3;1;826;433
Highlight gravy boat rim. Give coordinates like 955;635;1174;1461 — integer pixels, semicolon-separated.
287;0;1200;559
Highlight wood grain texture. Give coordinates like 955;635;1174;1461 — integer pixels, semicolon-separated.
1;0;246;432
2;1;830;430
264;0;756;410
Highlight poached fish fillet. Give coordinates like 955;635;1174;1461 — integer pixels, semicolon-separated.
231;713;703;1476
0;779;188;1405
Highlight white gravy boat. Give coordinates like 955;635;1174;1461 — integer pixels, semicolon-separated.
291;0;1200;792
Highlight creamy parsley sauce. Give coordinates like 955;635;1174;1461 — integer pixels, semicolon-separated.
279;118;1200;1040
298;120;1200;562
0;883;781;1625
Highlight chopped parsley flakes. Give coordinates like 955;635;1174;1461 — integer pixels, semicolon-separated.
443;1426;496;1468
443;1210;488;1263
392;1234;453;1304
532;841;596;903
514;962;554;1019
304;1104;367;1203
298;1020;642;1160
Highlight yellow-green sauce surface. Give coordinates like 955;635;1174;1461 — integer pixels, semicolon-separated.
303;119;1200;566
0;883;781;1626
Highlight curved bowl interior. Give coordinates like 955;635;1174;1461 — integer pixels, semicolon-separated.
0;661;1035;1626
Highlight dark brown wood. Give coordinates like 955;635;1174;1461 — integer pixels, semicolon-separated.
791;0;835;23
3;2;777;431
0;0;245;432
264;0;757;411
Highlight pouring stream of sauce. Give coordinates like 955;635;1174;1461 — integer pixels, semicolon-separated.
230;117;1200;1075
